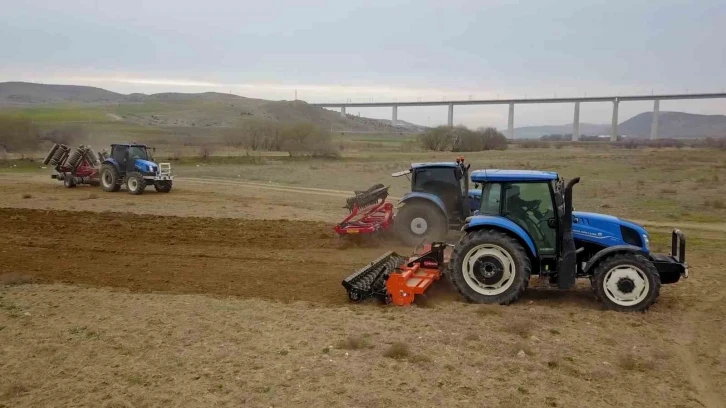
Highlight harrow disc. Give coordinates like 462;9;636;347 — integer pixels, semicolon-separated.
345;183;389;211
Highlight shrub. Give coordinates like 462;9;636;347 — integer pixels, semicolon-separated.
418;126;452;151
420;126;507;152
281;123;339;157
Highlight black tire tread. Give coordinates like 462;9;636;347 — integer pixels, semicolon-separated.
100;163;121;192
448;229;531;305
126;171;146;195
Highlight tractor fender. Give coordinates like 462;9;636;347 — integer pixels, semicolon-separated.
102;157;121;172
463;216;537;257
582;245;646;274
398;192;448;215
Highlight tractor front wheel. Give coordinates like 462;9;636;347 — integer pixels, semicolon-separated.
591;253;660;312
100;164;121;192
394;202;447;246
448;229;531;305
154;180;172;193
126;172;147;195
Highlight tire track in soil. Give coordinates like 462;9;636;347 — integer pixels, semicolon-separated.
673;300;724;408
0;208;389;305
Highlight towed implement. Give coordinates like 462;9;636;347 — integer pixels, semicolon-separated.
334;184;393;237
43;143;104;188
342;242;448;306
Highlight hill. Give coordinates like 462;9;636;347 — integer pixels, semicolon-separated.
513;111;726;139
0;82;424;133
619;111;726;138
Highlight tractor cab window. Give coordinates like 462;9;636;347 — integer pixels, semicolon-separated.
112;145;128;163
479;183;501;215
128;146;148;161
413;167;461;214
502;182;557;255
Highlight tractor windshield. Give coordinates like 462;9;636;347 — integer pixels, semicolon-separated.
128;146;148;161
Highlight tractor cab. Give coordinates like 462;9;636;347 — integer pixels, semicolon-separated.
110;144;155;173
392;157;476;245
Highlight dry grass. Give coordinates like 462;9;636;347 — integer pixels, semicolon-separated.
335;335;371;350
705;198;726;209
383;342;410;359
505;318;533;338
475;305;502;316
617;352;656;372
21;193;31;199
0;273;33;286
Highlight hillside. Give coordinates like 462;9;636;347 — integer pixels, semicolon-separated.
0;82;423;133
620;111;726;138
513;111;726;139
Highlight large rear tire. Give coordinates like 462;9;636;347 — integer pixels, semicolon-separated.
449;229;531;305
591;253;660;312
126;172;146;195
154;180;172;193
100;164;121;192
394;201;448;246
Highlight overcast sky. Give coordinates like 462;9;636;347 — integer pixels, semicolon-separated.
2;0;725;127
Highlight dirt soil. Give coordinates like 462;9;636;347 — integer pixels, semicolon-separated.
1;172;725;407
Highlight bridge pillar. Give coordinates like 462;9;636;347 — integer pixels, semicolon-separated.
392;105;398;127
650;99;660;140
507;103;514;139
610;98;619;142
341;106;346;117
572;102;580;142
447;104;454;127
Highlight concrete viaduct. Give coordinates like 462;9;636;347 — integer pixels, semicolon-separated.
311;93;726;141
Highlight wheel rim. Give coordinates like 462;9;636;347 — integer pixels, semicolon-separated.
462;244;516;295
603;265;650;306
128;178;138;191
102;171;113;187
410;217;428;235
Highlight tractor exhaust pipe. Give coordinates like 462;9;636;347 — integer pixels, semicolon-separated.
558;177;580;289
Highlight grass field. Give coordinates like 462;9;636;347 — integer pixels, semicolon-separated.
1;144;725;407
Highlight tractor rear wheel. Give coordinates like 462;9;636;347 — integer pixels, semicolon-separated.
448;229;531;305
394;202;447;246
591;253;660;312
126;172;147;195
100;164;121;192
154;180;172;193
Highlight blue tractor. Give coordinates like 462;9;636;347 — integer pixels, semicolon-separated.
392;157;480;246
447;169;688;311
99;143;174;195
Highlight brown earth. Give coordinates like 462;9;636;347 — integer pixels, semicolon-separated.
1;170;725;407
0;207;405;305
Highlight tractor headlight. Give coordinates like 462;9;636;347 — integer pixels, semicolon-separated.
642;234;650;251
148;165;155;172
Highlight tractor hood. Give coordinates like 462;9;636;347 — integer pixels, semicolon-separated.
134;158;157;173
573;211;650;252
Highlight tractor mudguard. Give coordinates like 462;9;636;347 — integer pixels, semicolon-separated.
582;245;646;274
463;216;537;257
399;192;447;215
102;157;121;172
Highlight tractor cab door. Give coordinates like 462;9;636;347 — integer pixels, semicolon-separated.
412;167;462;216
112;145;129;171
501;182;557;255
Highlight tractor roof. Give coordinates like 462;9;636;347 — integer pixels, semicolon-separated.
470;169;558;183
411;162;459;169
111;143;148;148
